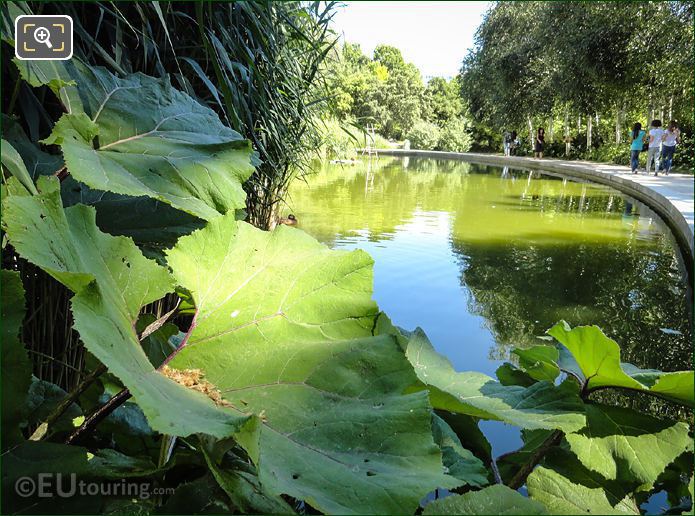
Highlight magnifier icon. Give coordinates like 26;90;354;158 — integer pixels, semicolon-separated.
33;26;52;48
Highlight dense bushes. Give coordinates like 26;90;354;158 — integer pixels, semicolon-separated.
405;118;473;153
406;120;441;150
438;119;473;153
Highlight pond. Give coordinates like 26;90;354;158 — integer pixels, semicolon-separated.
287;156;693;455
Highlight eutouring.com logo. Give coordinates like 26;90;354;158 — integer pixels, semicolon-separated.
14;474;173;500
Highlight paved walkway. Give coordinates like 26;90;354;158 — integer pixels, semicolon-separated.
377;149;695;263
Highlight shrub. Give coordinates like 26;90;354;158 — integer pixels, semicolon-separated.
317;119;357;159
437;118;472;153
406;120;441;150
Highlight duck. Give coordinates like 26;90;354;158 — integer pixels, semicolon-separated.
278;214;298;226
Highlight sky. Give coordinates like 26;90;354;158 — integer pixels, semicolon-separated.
330;2;491;80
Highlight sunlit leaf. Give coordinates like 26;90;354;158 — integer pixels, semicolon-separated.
549;322;694;406
16;59;256;221
423;484;546;515
565;403;691;486
3;176;251;439
401;329;585;432
166;214;457;514
512;345;560;383
527;449;640;515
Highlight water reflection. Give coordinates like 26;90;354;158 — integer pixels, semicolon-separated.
288;157;692;375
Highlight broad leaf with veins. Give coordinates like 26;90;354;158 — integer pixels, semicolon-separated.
565;403;691;486
398;329;586;432
527;449;640;515
549;322;694;407
15;58;256;221
2;177;251;438
166;214;458;514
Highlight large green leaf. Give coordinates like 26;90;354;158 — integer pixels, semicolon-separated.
432;414;489;487
423;485;546;515
527;449;640;515
166;214;457;514
549;322;695;406
401;329;585;432
16;59;256;221
548;322;644;391
3;176;251;439
1;269;32;448
565;403;691;486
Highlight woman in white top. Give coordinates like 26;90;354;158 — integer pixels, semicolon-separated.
660;121;680;175
646;119;665;176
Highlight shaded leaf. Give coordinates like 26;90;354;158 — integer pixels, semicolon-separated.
201;445;294;515
137;313;180;368
496;363;536;387
435;411;493;465
60;176;205;253
497;429;557;485
1;138;37;194
157;474;232;515
1;114;62;180
0;269;32;449
26;377;82;437
432;414;489;487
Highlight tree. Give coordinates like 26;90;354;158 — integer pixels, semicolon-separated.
460;1;693;154
424;77;463;126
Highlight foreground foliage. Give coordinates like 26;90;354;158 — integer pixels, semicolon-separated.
2;52;693;516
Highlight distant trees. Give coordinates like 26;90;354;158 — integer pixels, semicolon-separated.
327;44;471;151
460;1;693;158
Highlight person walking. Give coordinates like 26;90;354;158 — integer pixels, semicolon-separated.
534;127;545;159
629;122;646;174
646;119;665;176
503;129;512;157
660;120;680;175
510;131;519;155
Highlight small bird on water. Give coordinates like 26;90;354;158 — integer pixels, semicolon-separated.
278;214;298;226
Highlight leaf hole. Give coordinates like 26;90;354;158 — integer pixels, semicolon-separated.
366;471;376;476
363;459;370;463
292;473;300;480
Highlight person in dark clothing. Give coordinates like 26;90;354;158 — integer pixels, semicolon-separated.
534;127;545;159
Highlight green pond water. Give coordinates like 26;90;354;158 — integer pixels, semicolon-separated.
289;157;691;375
288;156;693;462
